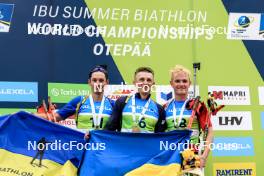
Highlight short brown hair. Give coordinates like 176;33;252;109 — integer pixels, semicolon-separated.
134;67;154;77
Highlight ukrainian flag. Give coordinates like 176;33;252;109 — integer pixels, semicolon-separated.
0;111;85;176
79;130;191;176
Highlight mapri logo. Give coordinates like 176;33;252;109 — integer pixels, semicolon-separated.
0;3;14;32
258;86;264;105
212;111;252;131
213;163;256;176
208;86;250;105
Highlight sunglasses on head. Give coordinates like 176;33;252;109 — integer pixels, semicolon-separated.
92;66;106;72
89;66;108;79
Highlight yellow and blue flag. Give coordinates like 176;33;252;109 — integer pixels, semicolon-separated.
0;111;85;176
79;130;191;176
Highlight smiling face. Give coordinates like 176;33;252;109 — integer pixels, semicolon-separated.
170;71;191;100
88;71;108;94
133;71;155;95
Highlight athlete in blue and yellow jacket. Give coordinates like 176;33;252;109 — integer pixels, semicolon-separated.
37;65;114;132
165;65;213;168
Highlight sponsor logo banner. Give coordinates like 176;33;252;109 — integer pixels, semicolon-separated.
155;85;199;105
57;118;77;130
0;82;38;102
48;83;90;103
208;86;250;105
0;3;14;32
104;85;136;101
212;137;254;156
261;112;264;130
258;86;264;105
0;108;35;116
227;13;263;40
259;13;264;39
213;163;256;176
212;111;252;130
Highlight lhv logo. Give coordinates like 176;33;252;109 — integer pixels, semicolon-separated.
212;111;253;131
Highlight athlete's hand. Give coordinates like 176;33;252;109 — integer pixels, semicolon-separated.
84;131;90;140
199;155;207;168
34;113;48;119
34;113;56;122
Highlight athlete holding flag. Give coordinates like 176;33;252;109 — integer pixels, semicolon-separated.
36;65;114;133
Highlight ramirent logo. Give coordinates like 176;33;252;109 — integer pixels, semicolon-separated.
213;163;256;176
0;82;38;102
216;169;252;176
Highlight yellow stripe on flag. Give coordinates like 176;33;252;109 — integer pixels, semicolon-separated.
125;163;182;176
0;149;78;176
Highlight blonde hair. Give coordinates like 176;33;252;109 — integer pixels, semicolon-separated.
170;65;191;81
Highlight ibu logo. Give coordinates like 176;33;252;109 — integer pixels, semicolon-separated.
237;16;251;28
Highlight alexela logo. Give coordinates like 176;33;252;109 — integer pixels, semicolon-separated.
208;86;250;105
0;82;38;102
212;111;252;130
258;86;264;105
0;3;14;32
261;112;264;130
214;163;256;176
212;137;254;156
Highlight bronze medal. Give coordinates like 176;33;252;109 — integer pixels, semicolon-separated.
132;124;141;133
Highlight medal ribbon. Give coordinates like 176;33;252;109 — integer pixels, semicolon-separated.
89;95;105;128
173;99;189;128
131;94;151;125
